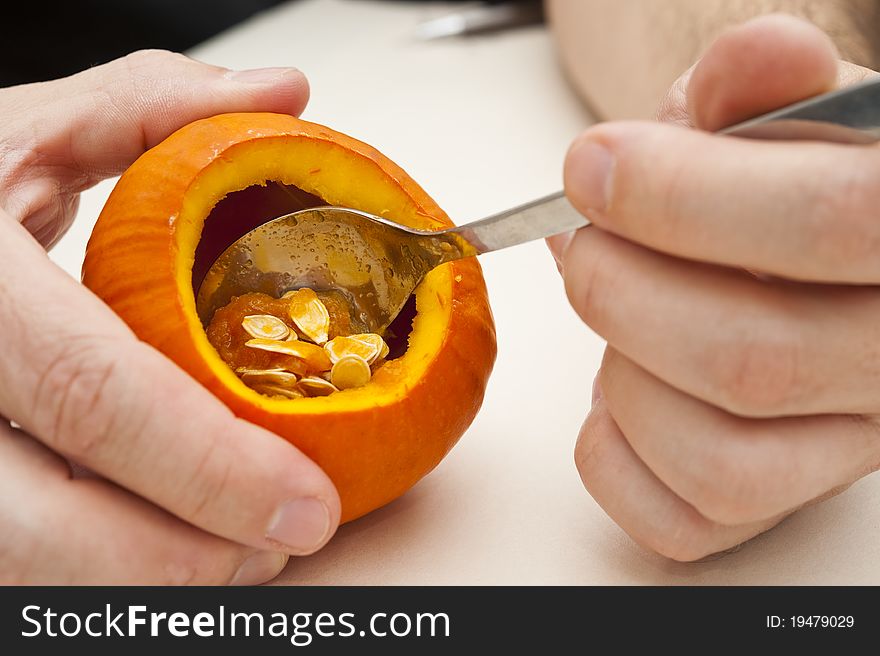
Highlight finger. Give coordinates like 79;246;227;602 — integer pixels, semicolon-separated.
561;228;880;417
599;348;880;526
0;214;340;556
563;117;880;284
836;60;879;87
654;56;874;135
0;422;286;584
575;396;782;562
657;14;869;129
655;64;693;126
687;14;840;131
4;49;310;179
0;50;310;247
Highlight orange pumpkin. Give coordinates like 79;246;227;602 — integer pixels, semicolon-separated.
82;113;496;522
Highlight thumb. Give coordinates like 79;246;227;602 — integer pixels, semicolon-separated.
1;50;310;247
3;49;310;182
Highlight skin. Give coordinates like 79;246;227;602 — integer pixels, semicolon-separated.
547;0;880;119
0;51;341;584
549;14;880;560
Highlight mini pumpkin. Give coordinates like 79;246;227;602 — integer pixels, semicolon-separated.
82;113;496;522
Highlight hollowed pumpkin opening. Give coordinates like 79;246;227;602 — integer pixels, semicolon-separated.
192;182;323;295
192;182;416;373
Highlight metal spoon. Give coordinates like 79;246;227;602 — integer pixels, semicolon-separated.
197;78;880;334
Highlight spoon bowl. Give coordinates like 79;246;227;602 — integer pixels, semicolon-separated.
196;206;476;334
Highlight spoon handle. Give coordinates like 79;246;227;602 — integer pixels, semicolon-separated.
448;189;586;254
442;77;880;257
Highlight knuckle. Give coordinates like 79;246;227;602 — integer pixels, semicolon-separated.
157;557;212;586
645;502;748;562
120;49;189;73
649;132;690;220
573;409;608;479
564;231;620;329
807;164;880;275
650;527;717;563
128;539;237;585
31;338;137;462
688;458;762;526
157;538;255;586
707;322;803;417
683;433;785;526
178;435;236;526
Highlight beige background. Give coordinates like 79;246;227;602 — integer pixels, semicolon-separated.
49;0;880;584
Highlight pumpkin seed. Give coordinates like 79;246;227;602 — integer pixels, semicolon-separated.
330;354;372;390
286;288;330;344
241;314;291;340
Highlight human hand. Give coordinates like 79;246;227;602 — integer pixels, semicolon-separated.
0;51;341;583
549;14;880;560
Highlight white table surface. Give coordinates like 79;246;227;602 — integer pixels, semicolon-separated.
50;0;880;584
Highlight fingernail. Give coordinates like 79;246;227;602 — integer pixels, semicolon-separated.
546;231;576;269
225;67;300;84
592;378;603;407
564;138;614;215
230;552;287;586
266;497;331;554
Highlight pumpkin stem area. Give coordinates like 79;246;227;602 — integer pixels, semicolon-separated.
193;181;416;399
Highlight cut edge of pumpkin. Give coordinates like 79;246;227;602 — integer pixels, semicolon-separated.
171;136;456;414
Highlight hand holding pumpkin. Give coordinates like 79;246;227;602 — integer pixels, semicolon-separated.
0;51;341;584
552;15;880;560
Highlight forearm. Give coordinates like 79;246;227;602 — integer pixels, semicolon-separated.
547;0;880;119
